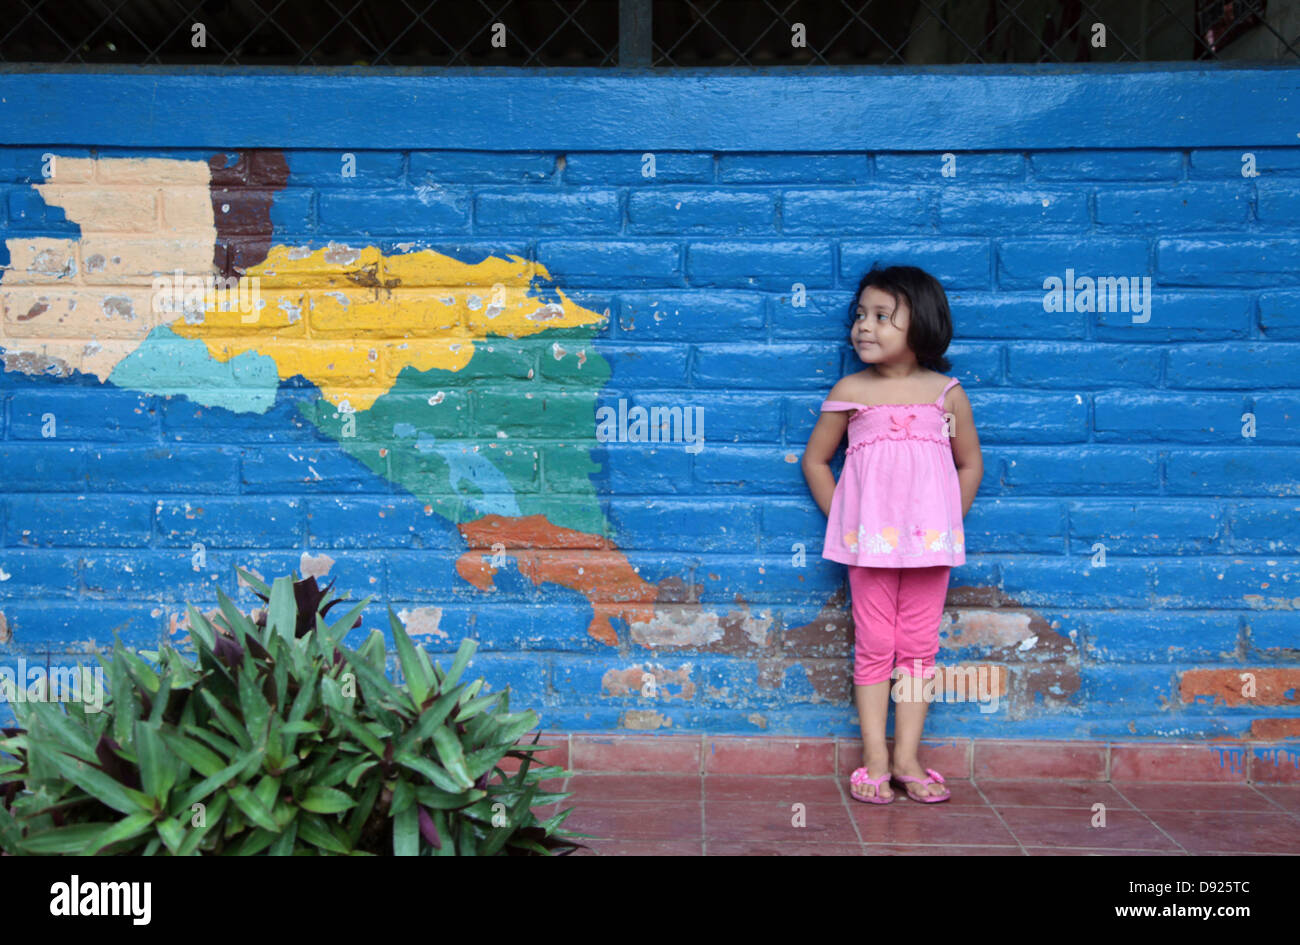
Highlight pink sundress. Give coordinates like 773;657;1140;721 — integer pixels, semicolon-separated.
820;376;966;568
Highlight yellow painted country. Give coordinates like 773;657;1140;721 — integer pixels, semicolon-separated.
169;245;606;409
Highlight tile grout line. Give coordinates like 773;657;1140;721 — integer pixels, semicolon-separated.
1247;781;1300;819
973;784;1029;855
969;739;1030;855
837;738;871;849
1109;781;1190;855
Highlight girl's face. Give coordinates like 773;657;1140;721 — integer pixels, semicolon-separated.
851;286;912;364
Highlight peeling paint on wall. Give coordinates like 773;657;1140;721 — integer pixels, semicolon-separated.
1252;744;1300;772
1211;744;1247;775
602;662;695;700
1181;668;1300;707
945;584;1082;716
620;709;672;730
629;599;772;651
398;606;446;638
1250;719;1300;739
299;551;335;580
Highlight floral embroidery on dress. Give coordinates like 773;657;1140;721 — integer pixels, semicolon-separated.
924;528;964;553
860;525;899;554
849;525;963;557
925;525;967;553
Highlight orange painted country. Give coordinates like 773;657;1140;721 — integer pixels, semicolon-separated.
456;515;657;645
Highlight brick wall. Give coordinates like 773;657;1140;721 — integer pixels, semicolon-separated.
0;69;1297;741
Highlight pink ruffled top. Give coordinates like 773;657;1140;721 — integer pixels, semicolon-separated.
820;376;966;568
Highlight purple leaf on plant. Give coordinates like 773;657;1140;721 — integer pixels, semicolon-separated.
417;806;441;849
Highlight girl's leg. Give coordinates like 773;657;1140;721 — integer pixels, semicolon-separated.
847;566;901;800
890;565;951;798
853;681;891;798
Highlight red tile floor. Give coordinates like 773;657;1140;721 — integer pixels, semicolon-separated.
517;734;1300;856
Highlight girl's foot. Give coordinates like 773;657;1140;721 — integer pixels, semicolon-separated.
891;757;947;800
851;752;893;801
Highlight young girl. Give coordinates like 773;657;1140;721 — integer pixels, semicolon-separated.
801;265;983;804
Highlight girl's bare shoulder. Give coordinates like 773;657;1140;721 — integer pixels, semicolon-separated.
826;374;868;400
826;372;872;401
910;370;953;401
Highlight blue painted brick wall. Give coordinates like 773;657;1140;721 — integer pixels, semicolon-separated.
0;69;1297;745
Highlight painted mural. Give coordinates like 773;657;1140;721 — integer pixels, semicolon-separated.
0;147;1296;755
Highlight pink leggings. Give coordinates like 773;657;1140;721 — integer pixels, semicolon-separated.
848;565;951;686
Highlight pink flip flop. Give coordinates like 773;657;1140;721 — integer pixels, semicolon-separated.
849;767;896;804
891;767;951;803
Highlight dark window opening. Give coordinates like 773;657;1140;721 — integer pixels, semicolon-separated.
0;0;1293;66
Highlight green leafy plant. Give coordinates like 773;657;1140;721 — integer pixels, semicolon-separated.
0;568;586;855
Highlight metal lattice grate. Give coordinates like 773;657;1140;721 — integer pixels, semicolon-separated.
0;0;1294;65
651;0;1294;65
0;0;621;66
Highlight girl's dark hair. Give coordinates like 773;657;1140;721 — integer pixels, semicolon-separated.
848;265;953;373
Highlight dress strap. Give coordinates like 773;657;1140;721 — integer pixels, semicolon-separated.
934;377;961;406
821;400;866;413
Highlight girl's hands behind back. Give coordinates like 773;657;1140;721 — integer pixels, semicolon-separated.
801;384;854;517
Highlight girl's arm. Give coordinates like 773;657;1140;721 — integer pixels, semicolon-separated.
801;410;849;517
944;385;984;519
